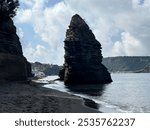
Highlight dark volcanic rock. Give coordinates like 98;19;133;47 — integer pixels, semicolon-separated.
0;16;32;81
59;14;112;85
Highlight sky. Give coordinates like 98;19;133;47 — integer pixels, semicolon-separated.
14;0;150;65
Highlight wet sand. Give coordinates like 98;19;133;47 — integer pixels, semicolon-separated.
0;81;98;113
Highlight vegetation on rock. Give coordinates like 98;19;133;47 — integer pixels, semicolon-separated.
0;0;19;18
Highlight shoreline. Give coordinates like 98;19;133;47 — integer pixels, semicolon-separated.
0;81;99;113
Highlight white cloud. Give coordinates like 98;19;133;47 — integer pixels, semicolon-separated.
16;0;74;64
23;43;64;65
144;0;150;9
23;44;54;64
112;32;145;56
17;9;32;23
34;2;74;46
15;0;150;64
20;0;34;7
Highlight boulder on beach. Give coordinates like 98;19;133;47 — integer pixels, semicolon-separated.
59;14;112;85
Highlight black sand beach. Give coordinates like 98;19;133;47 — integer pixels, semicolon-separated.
0;81;98;113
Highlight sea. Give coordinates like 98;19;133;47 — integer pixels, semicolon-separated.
38;73;150;113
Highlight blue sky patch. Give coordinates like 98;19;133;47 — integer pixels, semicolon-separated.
47;0;63;7
138;0;144;5
111;30;124;43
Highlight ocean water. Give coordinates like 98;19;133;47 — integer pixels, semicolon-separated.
39;73;150;113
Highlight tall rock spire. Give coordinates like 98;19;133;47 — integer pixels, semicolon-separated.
0;13;32;81
59;14;112;85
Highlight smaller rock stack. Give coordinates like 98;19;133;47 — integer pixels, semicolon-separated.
59;14;112;85
0;16;32;81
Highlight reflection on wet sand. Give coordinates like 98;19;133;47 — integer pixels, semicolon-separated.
66;84;106;111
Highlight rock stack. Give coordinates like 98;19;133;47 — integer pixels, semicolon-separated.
59;14;112;85
0;16;32;81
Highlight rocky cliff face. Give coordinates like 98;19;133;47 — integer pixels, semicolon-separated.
31;62;61;76
0;16;32;81
59;14;112;85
